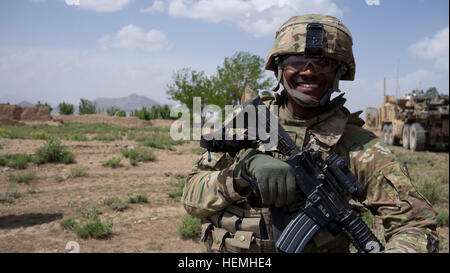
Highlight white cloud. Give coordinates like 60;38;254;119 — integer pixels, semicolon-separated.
166;0;343;37
66;0;132;13
140;0;165;13
99;24;168;52
409;26;449;71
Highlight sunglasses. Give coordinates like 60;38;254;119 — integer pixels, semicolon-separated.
281;56;337;74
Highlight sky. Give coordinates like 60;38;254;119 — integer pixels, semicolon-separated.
0;0;448;114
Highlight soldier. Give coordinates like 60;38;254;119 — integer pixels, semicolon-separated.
181;14;439;253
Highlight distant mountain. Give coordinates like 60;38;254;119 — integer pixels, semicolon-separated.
94;93;160;113
18;101;34;107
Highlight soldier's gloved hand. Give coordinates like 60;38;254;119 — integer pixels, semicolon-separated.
234;148;296;208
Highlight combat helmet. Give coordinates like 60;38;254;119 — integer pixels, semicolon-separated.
265;14;355;107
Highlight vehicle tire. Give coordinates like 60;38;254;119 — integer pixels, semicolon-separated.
409;123;426;151
402;124;410;149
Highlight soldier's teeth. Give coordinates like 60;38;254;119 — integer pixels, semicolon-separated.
300;84;318;88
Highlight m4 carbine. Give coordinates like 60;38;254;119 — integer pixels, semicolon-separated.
200;96;384;253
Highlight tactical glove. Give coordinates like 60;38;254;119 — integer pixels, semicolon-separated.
234;148;296;208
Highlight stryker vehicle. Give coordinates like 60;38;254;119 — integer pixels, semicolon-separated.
365;88;449;151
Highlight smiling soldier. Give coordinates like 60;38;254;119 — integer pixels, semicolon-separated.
181;14;439;253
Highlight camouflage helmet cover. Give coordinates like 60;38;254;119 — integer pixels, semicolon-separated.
265;14;355;81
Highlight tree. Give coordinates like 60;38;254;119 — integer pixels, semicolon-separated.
425;87;439;100
165;52;273;110
78;98;97;115
106;106;126;117
58;102;74;115
213;51;274;106
166;68;216;111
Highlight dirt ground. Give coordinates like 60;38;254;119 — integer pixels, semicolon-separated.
0;117;448;253
0;117;204;253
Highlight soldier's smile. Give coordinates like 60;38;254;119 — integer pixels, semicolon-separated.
285;67;335;100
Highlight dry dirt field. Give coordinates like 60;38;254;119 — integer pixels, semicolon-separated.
0;116;204;253
0;116;448;253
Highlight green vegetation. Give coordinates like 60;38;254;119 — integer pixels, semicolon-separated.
103;196;129;211
58;102;74;115
78;98;97;115
166;51;273;110
130;104;174;121
93;132;122;142
34;137;75;164
177;214;201;240
167;179;185;202
0;122;169;141
127;194;148;204
392;148;449;206
102;157;123;168
437;209;449;227
8;171;36;184
60;215;113;239
190;147;206;155
120;146;156;166
138;133;184;151
67;133;89;141
0;154;33;169
0;183;22;204
106;106;126;117
68;165;89;178
30;130;49;140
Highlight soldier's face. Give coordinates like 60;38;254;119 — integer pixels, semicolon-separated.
283;57;336;101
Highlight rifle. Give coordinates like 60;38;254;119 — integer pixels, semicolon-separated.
200;95;384;253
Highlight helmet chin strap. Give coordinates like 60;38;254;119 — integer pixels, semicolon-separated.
277;63;348;108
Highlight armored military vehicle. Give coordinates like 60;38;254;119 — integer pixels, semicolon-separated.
365;88;449;151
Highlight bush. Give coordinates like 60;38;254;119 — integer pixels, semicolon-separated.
58;102;74;115
120;146;156;166
103;197;129;211
60;218;78;230
177;215;201;239
78;98;97;115
60;216;113;239
106;106;126;117
0;154;33;169
34;137;75;164
116;110;126;117
127;194;148;204
102;157;122;168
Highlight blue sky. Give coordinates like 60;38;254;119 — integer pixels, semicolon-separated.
0;0;448;114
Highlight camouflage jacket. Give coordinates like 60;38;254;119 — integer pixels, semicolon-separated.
181;90;439;253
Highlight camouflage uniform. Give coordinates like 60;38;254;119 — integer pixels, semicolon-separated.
181;14;439;253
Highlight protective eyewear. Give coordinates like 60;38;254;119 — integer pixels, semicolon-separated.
281;55;337;74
